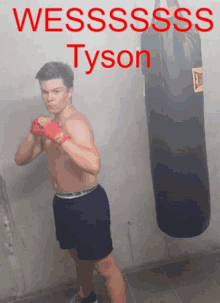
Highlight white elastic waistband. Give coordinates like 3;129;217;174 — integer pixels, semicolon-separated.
55;183;98;199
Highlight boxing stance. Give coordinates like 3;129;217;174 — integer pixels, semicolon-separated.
15;62;127;303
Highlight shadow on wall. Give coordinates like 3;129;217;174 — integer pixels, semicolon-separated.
10;154;51;201
0;96;53;200
0;96;50;158
1;91;87;203
0;174;17;240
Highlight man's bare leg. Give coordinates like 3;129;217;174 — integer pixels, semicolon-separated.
68;249;96;298
95;253;128;303
68;250;127;302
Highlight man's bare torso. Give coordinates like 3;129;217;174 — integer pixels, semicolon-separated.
42;110;97;192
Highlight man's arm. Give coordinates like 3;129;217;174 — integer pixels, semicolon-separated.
59;119;101;175
15;133;44;166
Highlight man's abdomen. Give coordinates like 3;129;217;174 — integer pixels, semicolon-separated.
48;157;98;192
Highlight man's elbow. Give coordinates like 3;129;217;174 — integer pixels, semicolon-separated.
15;156;29;166
92;166;101;176
90;157;101;175
15;158;24;166
15;156;21;166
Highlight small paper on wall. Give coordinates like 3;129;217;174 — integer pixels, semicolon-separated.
192;67;203;93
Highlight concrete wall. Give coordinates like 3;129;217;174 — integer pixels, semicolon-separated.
0;0;219;300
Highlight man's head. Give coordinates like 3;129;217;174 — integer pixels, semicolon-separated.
36;62;74;114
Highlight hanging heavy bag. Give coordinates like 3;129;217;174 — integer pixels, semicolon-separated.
141;0;211;238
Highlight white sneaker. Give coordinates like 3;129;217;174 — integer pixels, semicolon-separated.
68;291;98;303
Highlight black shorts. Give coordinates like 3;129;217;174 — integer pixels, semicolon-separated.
52;184;113;261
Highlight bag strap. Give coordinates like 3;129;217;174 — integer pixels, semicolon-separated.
151;0;183;25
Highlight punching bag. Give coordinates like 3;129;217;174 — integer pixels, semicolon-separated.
141;0;211;238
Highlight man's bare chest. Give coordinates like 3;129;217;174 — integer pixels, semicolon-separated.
43;138;82;178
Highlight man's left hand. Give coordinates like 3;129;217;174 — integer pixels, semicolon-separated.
31;116;71;145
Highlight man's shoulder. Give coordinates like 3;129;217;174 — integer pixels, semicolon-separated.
67;111;91;127
65;111;94;137
64;112;95;141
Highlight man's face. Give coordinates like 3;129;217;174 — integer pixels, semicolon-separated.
40;78;73;114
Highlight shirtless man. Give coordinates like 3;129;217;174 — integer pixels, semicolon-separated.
15;62;127;303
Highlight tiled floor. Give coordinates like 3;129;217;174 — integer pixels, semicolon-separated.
10;251;220;303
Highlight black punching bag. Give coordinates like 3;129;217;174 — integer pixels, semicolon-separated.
141;0;211;238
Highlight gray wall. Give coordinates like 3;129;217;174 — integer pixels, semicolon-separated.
0;0;220;300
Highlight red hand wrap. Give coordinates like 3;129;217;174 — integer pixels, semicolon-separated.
31;118;71;145
31;118;46;135
43;121;71;145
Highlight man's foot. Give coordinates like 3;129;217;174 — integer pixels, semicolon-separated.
68;291;98;303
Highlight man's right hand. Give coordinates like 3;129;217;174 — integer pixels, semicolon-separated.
30;117;45;137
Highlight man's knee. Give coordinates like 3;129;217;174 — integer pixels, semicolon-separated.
95;253;122;279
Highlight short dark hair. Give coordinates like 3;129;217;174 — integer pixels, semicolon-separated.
36;62;74;89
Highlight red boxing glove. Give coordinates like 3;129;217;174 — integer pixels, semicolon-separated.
43;121;71;145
